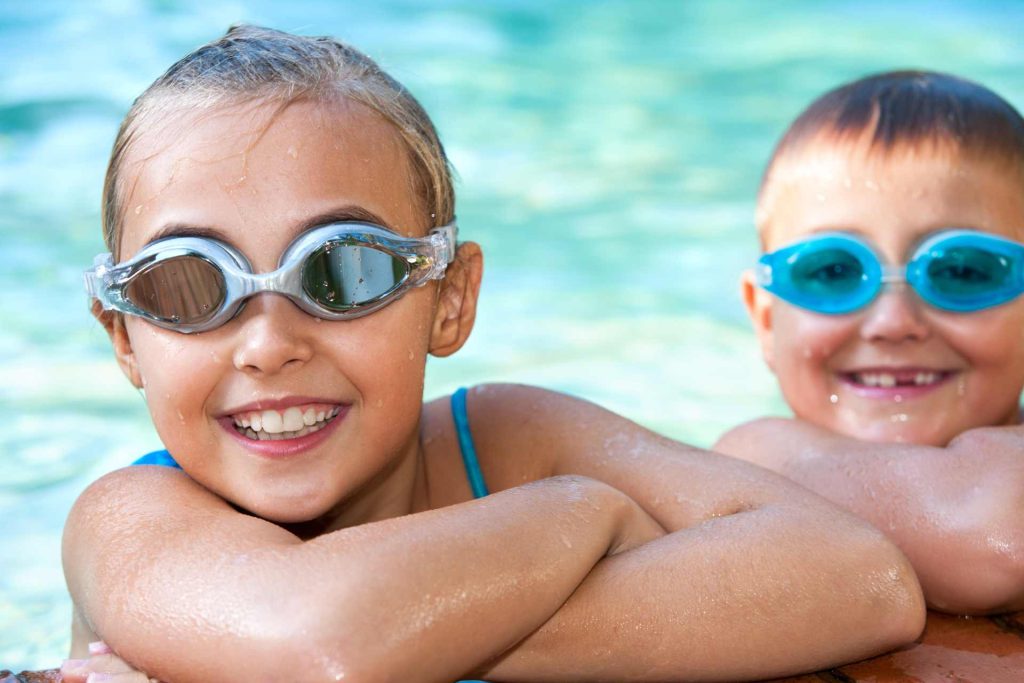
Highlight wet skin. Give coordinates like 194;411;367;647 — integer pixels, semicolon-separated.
109;98;446;527
745;139;1024;445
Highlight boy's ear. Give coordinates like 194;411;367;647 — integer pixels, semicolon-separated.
741;270;776;373
429;241;483;357
92;301;144;388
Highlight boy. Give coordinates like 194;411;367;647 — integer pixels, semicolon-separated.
716;70;1024;615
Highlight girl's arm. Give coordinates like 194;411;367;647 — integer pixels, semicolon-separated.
63;469;660;683
715;416;1024;614
456;385;925;681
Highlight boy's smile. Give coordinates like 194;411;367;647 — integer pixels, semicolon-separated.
746;138;1024;445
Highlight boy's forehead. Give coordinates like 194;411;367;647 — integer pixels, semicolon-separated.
757;136;1024;249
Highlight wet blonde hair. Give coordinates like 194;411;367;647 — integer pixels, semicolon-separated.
102;24;455;259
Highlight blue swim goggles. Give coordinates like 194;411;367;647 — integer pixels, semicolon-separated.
85;221;457;333
755;230;1024;315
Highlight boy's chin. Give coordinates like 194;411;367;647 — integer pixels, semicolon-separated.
812;413;958;447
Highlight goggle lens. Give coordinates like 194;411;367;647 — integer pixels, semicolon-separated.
125;255;226;325
924;246;1012;300
301;242;410;311
789;248;867;299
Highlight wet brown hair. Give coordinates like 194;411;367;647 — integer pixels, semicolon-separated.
757;70;1024;223
102;24;455;259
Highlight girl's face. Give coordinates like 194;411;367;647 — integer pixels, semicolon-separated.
746;141;1024;445
106;98;479;526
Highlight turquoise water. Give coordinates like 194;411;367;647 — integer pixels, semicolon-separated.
3;0;1024;670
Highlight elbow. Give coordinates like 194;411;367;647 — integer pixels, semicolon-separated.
860;529;927;648
917;534;1024;615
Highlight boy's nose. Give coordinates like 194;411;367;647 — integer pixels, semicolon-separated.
231;294;314;376
858;283;931;343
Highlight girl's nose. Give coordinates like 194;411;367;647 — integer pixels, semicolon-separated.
859;284;931;343
231;294;314;376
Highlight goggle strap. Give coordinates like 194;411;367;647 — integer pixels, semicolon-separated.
426;223;458;279
84;253;115;310
754;262;772;287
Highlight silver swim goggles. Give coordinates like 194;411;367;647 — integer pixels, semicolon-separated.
85;221;457;333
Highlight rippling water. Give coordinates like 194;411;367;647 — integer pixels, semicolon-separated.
3;0;1023;670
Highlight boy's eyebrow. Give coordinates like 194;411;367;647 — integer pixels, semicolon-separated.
147;206;397;244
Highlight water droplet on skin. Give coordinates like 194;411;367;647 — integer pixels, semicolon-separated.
815;193;826;202
893;394;903;403
842;178;852;189
956;375;967;396
829;394;839;404
375;398;384;408
561;535;573;549
287;145;298;159
134;205;143;215
890;413;909;423
865;179;879;191
408;351;414;360
177;409;185;423
802;347;813;359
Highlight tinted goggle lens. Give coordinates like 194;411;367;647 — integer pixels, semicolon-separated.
125;255;226;325
923;246;1013;302
788;248;867;298
301;242;410;311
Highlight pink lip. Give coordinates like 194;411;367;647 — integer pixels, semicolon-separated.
217;403;350;459
837;367;959;400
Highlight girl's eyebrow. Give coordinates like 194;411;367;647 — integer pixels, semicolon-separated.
148;206;395;244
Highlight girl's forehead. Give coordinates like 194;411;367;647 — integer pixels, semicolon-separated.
118;98;420;258
758;140;1024;252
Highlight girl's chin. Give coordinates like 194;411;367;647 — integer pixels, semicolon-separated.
826;417;955;447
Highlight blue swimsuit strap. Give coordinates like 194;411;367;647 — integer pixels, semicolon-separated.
451;387;490;498
133;390;490;499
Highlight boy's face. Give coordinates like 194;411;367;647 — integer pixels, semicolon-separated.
745;139;1024;445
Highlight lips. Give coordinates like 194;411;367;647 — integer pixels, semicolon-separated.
217;399;349;457
837;367;958;398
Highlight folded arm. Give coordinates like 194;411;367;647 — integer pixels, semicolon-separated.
459;385;925;680
715;416;1024;614
63;469;657;683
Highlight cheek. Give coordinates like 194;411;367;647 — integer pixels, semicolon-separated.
124;320;220;420
933;306;1024;387
771;304;858;376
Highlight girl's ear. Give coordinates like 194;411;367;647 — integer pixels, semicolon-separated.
741;270;776;373
429;241;483;358
92;301;144;388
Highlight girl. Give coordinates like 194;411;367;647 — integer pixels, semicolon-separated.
61;26;923;682
718;70;1024;615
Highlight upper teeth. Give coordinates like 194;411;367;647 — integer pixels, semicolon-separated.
233;405;338;435
854;372;939;387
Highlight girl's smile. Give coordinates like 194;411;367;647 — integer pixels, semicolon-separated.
109;96;446;525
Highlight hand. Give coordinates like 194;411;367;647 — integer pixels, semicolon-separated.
61;642;164;683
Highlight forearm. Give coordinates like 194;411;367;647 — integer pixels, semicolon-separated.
716;418;1024;614
479;499;924;682
65;470;638;683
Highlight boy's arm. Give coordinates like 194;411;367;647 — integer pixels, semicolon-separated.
715;416;1024;614
458;385;925;681
63;469;657;683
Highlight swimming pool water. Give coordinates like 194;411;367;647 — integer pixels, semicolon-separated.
3;0;1024;669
